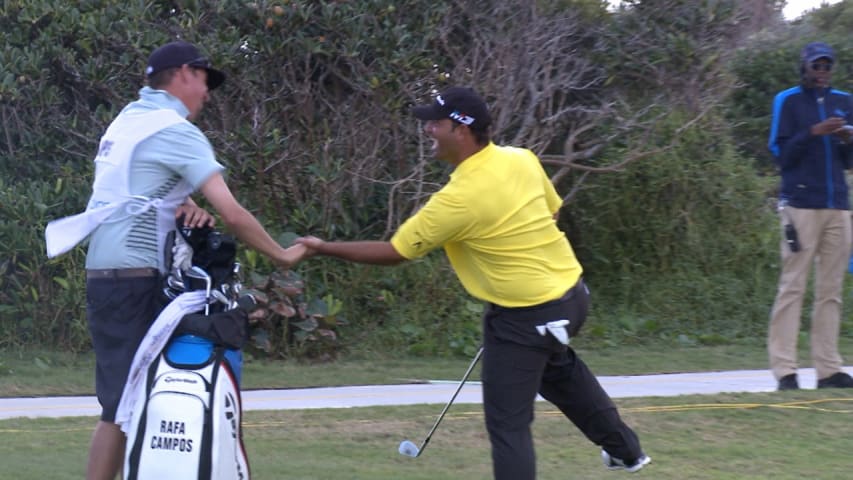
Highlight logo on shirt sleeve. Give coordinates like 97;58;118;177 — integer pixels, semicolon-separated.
411;232;426;251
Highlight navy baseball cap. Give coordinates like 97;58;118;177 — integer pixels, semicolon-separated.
412;86;492;129
146;41;226;90
801;42;835;64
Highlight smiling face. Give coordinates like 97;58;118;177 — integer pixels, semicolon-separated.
423;118;466;164
804;57;833;89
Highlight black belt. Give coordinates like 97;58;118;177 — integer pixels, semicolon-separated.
489;278;584;312
86;268;160;279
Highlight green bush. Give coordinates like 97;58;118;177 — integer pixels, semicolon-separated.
0;0;802;358
291;256;482;358
0;0;448;355
568;111;779;342
0;173;91;350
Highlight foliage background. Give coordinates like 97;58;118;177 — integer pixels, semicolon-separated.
1;0;851;359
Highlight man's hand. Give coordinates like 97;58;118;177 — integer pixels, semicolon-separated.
811;116;846;136
274;243;309;269
176;203;215;228
832;124;853;144
294;236;324;258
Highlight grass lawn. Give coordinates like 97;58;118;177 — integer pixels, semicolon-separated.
2;338;853;478
1;390;852;479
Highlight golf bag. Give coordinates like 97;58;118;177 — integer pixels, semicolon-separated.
124;220;251;480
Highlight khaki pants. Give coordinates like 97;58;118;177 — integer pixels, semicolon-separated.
768;207;852;381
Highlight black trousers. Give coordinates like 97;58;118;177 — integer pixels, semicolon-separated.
481;279;643;480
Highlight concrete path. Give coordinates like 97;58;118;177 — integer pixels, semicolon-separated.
1;366;850;420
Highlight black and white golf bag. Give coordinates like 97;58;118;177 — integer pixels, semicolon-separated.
124;220;252;480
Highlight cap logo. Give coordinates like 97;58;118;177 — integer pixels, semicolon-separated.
449;110;475;125
436;95;446;106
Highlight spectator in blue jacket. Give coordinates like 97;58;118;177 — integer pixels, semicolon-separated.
767;41;853;390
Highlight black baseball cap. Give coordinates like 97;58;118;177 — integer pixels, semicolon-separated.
412;86;492;129
801;42;835;64
145;41;226;90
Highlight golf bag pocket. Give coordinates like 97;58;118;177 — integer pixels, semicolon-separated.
175;310;250;351
124;346;250;480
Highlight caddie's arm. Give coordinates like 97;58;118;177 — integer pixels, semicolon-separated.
199;172;302;268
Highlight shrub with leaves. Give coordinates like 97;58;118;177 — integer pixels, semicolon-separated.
0;0;807;356
243;269;346;362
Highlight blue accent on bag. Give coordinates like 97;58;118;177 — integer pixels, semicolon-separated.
166;334;243;385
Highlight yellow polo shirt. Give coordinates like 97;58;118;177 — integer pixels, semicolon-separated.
391;143;582;307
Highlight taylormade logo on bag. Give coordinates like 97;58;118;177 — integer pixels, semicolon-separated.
164;375;199;384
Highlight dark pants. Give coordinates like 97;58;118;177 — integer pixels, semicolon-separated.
481;280;643;480
86;275;163;421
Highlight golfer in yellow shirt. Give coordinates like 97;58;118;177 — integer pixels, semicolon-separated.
295;86;650;479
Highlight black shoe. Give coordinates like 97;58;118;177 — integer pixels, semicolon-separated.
817;372;853;389
777;373;799;391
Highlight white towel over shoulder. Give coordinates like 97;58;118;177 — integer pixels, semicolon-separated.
115;290;207;433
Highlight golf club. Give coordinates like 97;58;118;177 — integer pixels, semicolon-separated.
167;274;185;291
398;346;484;458
210;289;230;307
185;265;212;315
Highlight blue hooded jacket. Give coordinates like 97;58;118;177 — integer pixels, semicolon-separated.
768;84;853;209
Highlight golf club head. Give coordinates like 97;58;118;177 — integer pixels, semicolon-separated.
211;289;230;306
398;440;420;458
187;265;211;281
397;347;481;461
166;274;184;291
184;266;210;286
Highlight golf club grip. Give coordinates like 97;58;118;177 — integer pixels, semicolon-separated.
235;294;256;311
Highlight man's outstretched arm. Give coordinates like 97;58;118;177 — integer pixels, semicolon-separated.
295;236;407;266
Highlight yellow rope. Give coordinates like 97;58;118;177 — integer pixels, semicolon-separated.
2;397;852;434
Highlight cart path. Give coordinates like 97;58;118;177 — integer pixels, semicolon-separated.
2;366;850;420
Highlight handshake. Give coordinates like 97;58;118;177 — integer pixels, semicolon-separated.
277;235;403;270
277;236;326;269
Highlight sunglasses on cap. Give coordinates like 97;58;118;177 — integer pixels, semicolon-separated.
810;62;833;72
185;56;213;69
